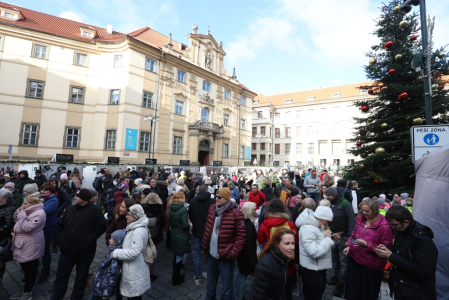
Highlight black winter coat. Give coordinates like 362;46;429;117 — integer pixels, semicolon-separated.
388;221;438;300
141;202;166;244
248;246;289;300
60;181;77;198
34;174;48;189
0;199;16;241
55;203;107;256
295;175;304;191
237;219;257;275
188;191;215;238
13;171;35;193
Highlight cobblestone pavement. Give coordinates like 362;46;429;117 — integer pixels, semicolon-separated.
0;232;391;300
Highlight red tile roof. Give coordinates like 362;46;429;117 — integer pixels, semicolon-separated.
0;2;125;42
129;27;188;54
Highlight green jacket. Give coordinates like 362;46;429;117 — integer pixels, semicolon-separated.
13;189;23;208
169;198;190;255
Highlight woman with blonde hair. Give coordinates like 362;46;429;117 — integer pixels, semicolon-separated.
343;198;393;300
70;168;84;190
10;195;46;300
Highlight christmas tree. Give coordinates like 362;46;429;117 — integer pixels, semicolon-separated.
344;1;449;197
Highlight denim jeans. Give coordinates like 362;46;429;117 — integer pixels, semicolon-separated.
234;268;247;300
307;192;319;205
205;253;235;300
50;250;96;300
88;295;102;300
41;230;54;274
331;236;348;285
193;236;203;279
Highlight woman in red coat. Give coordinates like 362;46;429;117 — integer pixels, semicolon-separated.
258;199;298;300
247;184;265;209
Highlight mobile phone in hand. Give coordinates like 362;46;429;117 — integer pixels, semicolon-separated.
369;241;379;248
331;232;343;237
350;239;359;245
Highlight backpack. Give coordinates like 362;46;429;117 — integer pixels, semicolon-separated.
92;177;103;190
147;215;159;238
106;197;116;221
269;221;295;260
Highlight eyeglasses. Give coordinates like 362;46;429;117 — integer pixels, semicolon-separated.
216;196;223;199
389;222;402;228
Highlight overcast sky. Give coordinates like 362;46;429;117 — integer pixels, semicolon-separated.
14;0;449;96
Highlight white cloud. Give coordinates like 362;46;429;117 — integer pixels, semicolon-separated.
59;11;85;23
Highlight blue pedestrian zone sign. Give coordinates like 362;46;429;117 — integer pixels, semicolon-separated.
423;134;439;145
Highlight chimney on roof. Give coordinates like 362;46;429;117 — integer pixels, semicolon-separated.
107;24;113;34
167;33;173;49
232;68;237;80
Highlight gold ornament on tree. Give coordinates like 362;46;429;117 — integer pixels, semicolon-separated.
369;58;377;65
360;152;368;158
375;147;386;154
379;18;387;25
413;118;423;125
438;52;446;59
381;123;389;129
395;54;402;60
394;6;400;12
359;164;365;169
399;20;409;28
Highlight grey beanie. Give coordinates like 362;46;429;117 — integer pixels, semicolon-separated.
400;193;409;199
129;204;146;220
376;198;385;205
111;229;126;246
325;187;338;198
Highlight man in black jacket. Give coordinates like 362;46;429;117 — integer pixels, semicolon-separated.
50;188;107;300
188;185;215;285
325;187;356;297
0;190;16;286
376;206;438;300
33;169;48;189
13;170;35;193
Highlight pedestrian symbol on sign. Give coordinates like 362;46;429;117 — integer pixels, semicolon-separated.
423;133;439;145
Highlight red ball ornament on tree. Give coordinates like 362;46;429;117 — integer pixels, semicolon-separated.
368;89;374;95
361;105;369;113
384;41;394;49
410;35;418;41
388;69;396;75
374;179;381;184
398;92;409;100
356;141;362;147
438;85;445;90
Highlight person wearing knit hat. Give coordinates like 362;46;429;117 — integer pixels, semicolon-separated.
324;186;355;296
405;197;413;212
4;182;15;191
75;188;92;203
88;189;99;204
128;204;146;220
177;178;184;185
23;183;39;196
379;194;386;200
392;194;405;207
134;178;143;187
60;173;68;180
399;193;409;199
313;205;333;222
117;183;129;193
377;197;390;216
131;188;143;203
175;185;185;194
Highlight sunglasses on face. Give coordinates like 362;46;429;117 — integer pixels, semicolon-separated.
216;196;223;199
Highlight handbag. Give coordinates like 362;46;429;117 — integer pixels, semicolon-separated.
143;228;157;264
147;216;159;238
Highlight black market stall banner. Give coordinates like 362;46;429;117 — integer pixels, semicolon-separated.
55;154;74;163
212;161;222;166
145;159;157;165
107;157;120;164
180;160;190;166
243;161;251;166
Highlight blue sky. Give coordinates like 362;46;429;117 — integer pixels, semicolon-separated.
13;0;449;96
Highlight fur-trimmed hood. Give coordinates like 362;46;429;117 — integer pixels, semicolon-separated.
142;193;163;205
157;181;168;187
263;212;291;228
170;197;185;206
266;212;291;220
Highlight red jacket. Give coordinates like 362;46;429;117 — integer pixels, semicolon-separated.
258;212;298;275
319;173;332;181
202;202;246;259
248;190;266;209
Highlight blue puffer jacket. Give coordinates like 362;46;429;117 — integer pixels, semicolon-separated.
92;245;122;298
42;194;59;234
230;187;240;201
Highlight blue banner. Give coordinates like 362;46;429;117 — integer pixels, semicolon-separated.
125;128;138;150
246;146;251;159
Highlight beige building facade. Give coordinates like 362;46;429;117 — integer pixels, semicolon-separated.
0;3;256;165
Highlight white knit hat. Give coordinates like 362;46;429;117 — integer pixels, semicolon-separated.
129;204;146;220
134;178;143;186
313;206;333;222
175;186;184;193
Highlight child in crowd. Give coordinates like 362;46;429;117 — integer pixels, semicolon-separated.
89;229;126;300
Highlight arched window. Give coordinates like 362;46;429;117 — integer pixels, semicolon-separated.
201;107;209;122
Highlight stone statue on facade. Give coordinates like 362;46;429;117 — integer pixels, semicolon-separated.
192;24;198;34
205;52;212;68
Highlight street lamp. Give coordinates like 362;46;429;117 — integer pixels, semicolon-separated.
399;0;433;125
144;115;157;159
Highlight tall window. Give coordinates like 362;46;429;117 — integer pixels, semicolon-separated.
308;126;314;137
143;92;153;108
285;112;291;119
296;110;302;118
252;127;257;137
114;55;123;67
258;111;263;118
173;136;182;154
261;143;266;150
286;127;291;138
33;45;47;59
252;143;257;150
224;114;229;126
27;80;44;98
269;143;272;150
145;58;155;71
332;142;341;155
239;146;244;159
296;126;302;138
106;130;116;150
75;53;87;66
69;87;84;104
225;89;231;100
275;128;280;138
285;143;290;154
270;127;272;137
201;107;209;122
22;124;38;145
203;81;211;92
140;132;151;151
241;96;246;106
175;101;183;115
320;123;326;136
296;143;302;155
240;119;246;130
308;109;314;119
66;128;79;148
275;113;280;120
308;143;314;155
319;141;329;155
178;70;186;83
261;126;265;136
110;90;120;104
275;144;280;154
223;143;229;158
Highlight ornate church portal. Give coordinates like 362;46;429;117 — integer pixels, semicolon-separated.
188;121;225;165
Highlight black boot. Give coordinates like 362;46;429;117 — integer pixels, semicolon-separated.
172;257;185;286
37;272;49;284
333;283;344;297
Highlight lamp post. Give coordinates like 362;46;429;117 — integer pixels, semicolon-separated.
144;115;156;159
399;0;433;125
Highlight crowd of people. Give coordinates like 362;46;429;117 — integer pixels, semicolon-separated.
0;166;438;300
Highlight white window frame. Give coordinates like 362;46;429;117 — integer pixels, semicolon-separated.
223;143;229;158
296;143;302;155
175;101;183;115
140;131;151;152
178;70;186;83
201;107;209;122
75;53;87;67
66;128;80;148
106;130;116;150
110;89;120;105
274;113;280;120
114;55;123;67
241;96;246;106
202;80;211;92
224;114;230;126
239;146;244;159
27;80;44;98
143;91;153;108
296;126;302;138
145;57;155;72
173;136;182;154
240;119;246;130
22;124;38;146
33;45;47;59
225;89;231;100
70;86;84;104
308;143;314;155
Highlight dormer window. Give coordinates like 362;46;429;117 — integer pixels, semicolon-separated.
4;12;15;19
285;99;292;103
1;9;23;20
307;96;315;101
359;89;368;95
80;27;96;38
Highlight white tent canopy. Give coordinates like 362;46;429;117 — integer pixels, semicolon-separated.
414;143;449;300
